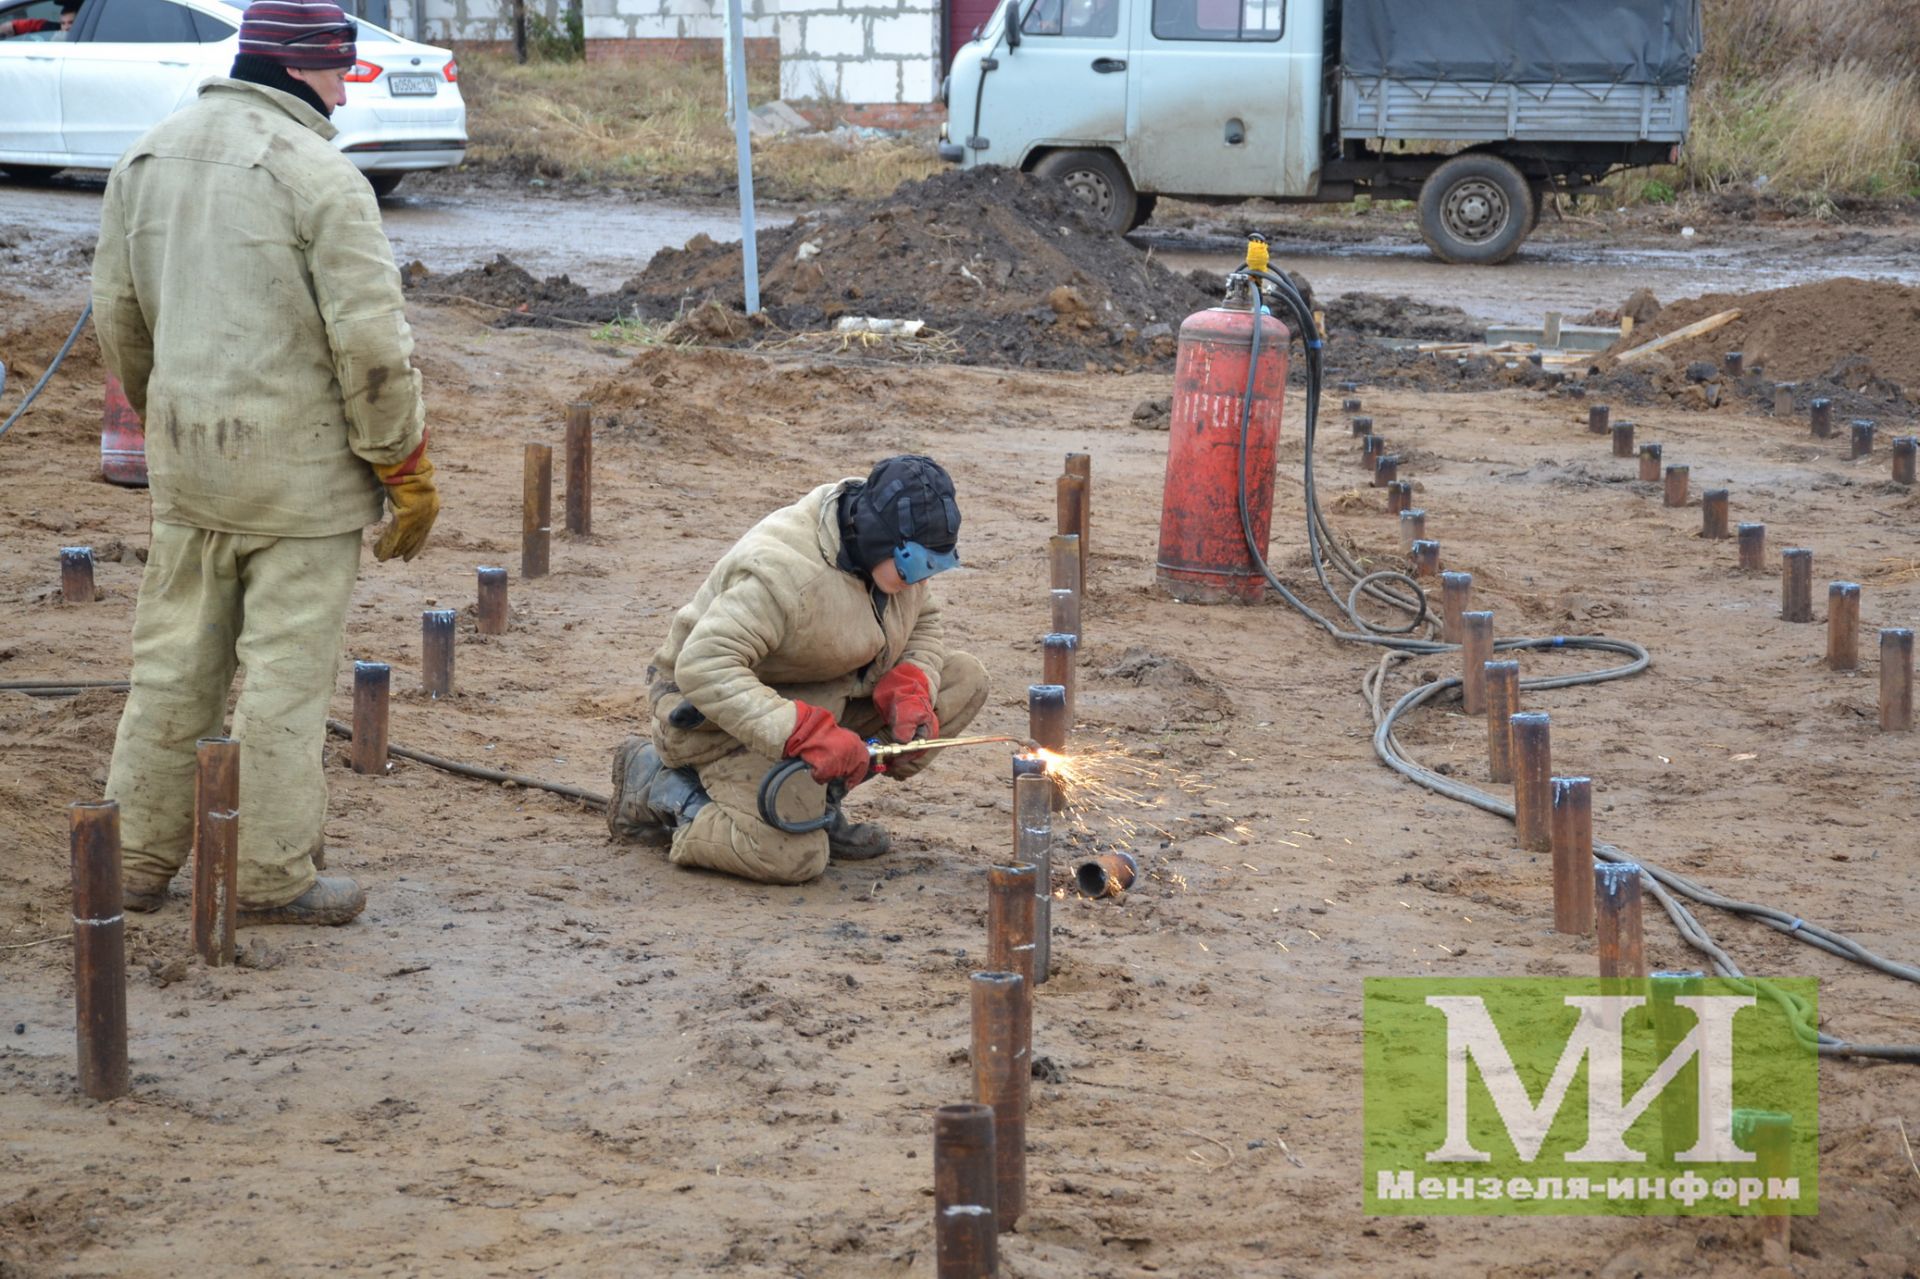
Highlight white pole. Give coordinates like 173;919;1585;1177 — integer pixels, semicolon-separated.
725;0;761;314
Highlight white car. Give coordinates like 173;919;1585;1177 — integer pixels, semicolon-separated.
0;0;464;195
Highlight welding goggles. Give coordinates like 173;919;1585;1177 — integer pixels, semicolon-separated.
893;540;960;584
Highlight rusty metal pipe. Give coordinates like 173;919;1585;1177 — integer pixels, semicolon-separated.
351;661;390;776
1638;443;1662;483
1550;778;1595;935
191;737;239;966
1076;851;1137;898
1484;660;1520;784
1460;611;1494;714
1411;539;1441;580
1827;582;1860;671
477;566;509;636
1057;473;1088;585
1663;465;1690;508
1399;509;1427;556
564;401;592;536
69;801;129;1101
1015;773;1052;985
1893;436;1918;486
1809;398;1832;438
1741;1110;1795;1265
1041;632;1077;721
1611;422;1635;458
1510;712;1552;853
60;546;95;605
422;609;456;699
1849;419;1875;460
1781;549;1813;623
1342;396;1363;413
1360;434;1384;471
1882;628;1914;732
1737;523;1766;572
1386;480;1412;515
1440;571;1472;644
1701;489;1729;540
1588;403;1610;435
1373;454;1399;488
1048;589;1079;647
1724;351;1744;377
1595;861;1647;982
522;442;552;578
1351;414;1373;438
934;1103;998;1276
1651;971;1704;1159
987;863;1037;1073
970;971;1027;1232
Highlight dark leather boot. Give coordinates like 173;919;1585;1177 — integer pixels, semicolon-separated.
826;809;892;861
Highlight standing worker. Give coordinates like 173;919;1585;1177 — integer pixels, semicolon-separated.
607;455;989;884
92;0;440;925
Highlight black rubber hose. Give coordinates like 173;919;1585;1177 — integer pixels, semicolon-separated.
1;302;91;441
1214;256;1917;1061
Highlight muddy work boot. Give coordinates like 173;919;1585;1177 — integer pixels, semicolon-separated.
826;809;892;862
607;736;671;845
123;877;171;913
237;876;367;927
647;763;711;832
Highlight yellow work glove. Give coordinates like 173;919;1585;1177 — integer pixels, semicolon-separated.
371;440;441;562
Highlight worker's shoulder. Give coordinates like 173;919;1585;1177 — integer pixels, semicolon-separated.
125;81;354;192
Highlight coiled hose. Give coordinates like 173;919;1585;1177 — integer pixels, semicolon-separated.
1223;250;1918;1061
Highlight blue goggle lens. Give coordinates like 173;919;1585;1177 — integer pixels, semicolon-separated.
893;540;959;584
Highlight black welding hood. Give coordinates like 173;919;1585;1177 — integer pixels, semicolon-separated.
837;455;962;579
1339;0;1702;86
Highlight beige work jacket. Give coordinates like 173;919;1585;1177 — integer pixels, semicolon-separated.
91;78;424;536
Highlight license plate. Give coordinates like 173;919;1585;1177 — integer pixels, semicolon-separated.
388;74;438;96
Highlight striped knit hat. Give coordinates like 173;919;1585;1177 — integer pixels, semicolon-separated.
237;0;357;69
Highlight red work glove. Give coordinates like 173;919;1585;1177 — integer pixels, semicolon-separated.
872;663;938;745
785;701;874;787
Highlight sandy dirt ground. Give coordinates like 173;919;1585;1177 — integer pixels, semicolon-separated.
3;238;1920;1279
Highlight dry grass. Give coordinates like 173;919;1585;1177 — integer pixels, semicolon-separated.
1687;64;1920;197
457;51;941;202
1668;0;1920;200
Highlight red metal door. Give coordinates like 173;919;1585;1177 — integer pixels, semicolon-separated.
947;0;1003;68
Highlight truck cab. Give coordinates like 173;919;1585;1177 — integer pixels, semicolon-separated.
941;0;1698;263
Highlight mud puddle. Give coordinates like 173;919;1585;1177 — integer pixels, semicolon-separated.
1152;231;1920;327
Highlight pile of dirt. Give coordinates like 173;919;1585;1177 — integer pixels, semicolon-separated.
1321;292;1479;343
413;167;1213;369
1593;277;1919;405
409;255;590;317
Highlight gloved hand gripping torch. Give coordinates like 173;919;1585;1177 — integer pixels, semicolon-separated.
756;734;1027;834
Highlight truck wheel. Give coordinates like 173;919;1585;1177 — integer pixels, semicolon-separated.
1417;154;1535;265
366;172;406;198
1128;193;1158;232
1033;150;1137;235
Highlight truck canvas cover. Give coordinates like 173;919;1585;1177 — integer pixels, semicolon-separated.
1339;0;1701;86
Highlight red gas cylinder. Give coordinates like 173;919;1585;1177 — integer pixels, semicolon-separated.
100;372;149;487
1154;302;1289;602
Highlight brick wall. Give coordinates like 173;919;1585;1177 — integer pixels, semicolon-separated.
388;0;776;44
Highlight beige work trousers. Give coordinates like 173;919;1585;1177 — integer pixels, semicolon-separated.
106;521;362;907
667;651;990;884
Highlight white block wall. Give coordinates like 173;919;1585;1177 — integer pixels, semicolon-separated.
386;0;775;43
382;0;933;106
777;0;938;103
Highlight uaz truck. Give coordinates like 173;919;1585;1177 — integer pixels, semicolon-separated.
938;0;1701;262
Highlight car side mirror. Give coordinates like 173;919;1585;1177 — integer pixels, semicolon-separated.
1003;0;1022;47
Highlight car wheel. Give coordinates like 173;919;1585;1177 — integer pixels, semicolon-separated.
366;172;405;199
1417;154;1535;265
0;164;64;184
1032;149;1137;235
1127;192;1158;232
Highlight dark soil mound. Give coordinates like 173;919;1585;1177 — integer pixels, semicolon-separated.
1595;277;1919;401
1322;292;1479;343
413;167;1213;369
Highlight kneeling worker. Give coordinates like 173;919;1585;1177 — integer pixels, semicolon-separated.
608;455;989;883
